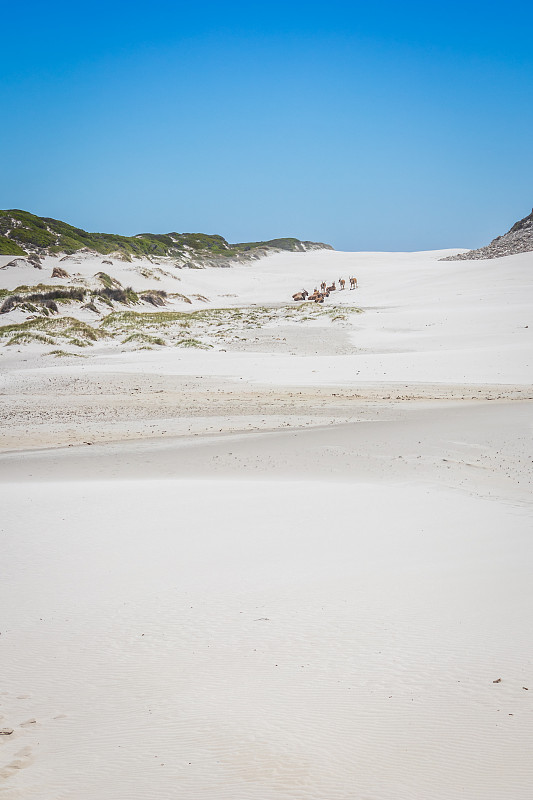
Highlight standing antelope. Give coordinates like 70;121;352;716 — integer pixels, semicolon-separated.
339;278;345;290
349;277;358;289
320;281;327;292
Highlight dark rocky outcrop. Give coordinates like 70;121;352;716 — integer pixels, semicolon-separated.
443;208;533;260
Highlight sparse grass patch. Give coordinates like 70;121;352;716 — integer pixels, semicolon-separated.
169;292;192;304
7;332;55;346
0;316;106;348
0;300;363;351
48;349;86;358
176;338;212;349
101;310;191;329
95;271;121;289
122;332;166;346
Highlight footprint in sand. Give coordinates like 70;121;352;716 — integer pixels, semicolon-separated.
0;746;34;780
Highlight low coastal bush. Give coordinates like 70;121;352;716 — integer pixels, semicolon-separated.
95;286;139;304
0;209;330;260
0;287;86;314
95;271;121;289
0;236;26;255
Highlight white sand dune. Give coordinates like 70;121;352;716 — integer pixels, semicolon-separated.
1;246;532;798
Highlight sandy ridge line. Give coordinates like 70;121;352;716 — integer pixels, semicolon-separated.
1;401;531;509
1;371;531;402
0;379;531;455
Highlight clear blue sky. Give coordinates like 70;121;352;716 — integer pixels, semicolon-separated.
1;0;532;251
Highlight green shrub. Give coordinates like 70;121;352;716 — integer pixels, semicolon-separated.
0;236;26;255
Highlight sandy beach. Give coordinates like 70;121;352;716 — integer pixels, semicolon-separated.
1;246;532;798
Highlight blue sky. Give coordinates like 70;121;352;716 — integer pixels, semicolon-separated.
1;1;532;250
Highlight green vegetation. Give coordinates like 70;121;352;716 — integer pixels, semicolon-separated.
95;271;120;289
0;236;26;255
100;309;189;328
232;237;302;252
0;209;330;258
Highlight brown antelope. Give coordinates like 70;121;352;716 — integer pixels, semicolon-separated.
315;289;330;303
349;276;358;289
339;278;345;290
326;281;336;292
320;281;327;292
292;290;308;301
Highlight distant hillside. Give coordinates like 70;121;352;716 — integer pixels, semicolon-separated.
0;209;332;263
443;207;533;260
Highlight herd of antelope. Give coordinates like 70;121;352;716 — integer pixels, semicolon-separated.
292;276;358;303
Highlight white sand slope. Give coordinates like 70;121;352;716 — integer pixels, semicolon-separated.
1;445;532;799
0;247;531;385
1;246;532;799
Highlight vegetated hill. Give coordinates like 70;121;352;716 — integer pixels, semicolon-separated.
442;207;533;260
0;209;332;262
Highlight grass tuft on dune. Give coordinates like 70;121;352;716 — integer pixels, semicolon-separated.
0;316;106;347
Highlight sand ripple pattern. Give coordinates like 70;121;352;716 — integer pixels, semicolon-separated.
1;477;532;798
